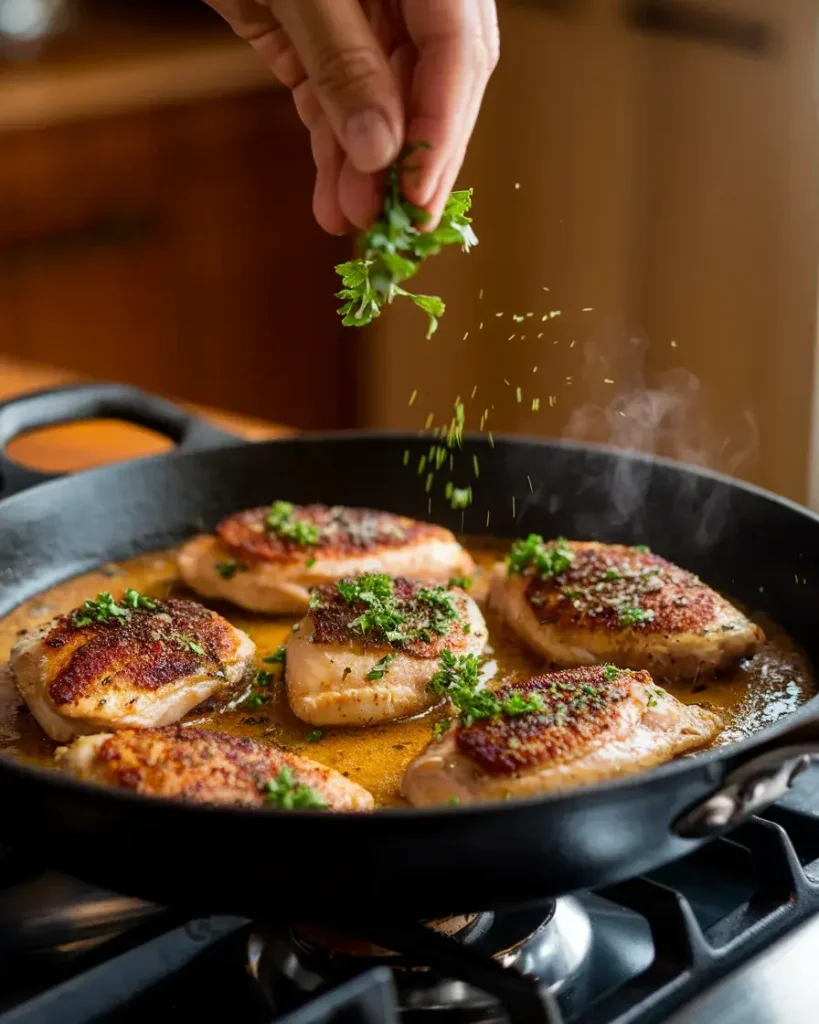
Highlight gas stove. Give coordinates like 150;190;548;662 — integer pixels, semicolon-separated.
2;775;819;1024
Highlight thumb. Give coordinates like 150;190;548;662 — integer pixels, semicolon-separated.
272;0;404;173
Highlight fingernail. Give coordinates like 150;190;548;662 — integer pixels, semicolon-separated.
344;110;397;173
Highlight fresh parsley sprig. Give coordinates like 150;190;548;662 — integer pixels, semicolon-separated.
335;145;477;338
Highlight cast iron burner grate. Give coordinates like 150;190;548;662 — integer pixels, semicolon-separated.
2;801;819;1023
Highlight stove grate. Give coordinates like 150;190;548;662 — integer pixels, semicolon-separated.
0;806;819;1024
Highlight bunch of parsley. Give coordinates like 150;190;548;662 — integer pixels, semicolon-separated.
335;145;477;338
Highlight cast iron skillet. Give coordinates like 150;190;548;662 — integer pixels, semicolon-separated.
0;383;818;922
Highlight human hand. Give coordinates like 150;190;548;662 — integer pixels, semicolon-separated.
204;0;499;234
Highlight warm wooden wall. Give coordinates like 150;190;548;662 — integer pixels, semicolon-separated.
0;86;354;430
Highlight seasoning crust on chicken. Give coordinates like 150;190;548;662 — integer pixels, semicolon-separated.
57;725;373;811
178;502;475;615
287;575;487;726
11;592;254;743
402;665;723;806
490;538;763;681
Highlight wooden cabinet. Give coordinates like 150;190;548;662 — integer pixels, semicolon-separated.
0;87;354;430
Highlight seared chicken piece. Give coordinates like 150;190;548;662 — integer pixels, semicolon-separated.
287;575;487;726
11;593;254;743
178;502;474;615
57;725;373;811
489;538;763;681
402;666;722;806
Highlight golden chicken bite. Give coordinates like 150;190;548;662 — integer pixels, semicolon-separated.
286;575;487;727
178;502;474;615
490;538;763;681
402;666;722;806
56;725;373;811
10;592;253;743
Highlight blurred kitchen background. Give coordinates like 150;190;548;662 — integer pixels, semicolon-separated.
1;0;817;505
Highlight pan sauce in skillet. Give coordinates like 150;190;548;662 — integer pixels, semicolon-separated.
0;538;813;807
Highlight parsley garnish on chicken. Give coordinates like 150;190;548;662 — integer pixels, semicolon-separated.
71;590;157;629
507;535;574;579
427;650;545;727
335;144;477;338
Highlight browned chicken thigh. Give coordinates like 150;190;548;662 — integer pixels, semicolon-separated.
490;538;763;680
11;592;254;742
287;575;487;726
179;502;474;614
57;725;373;810
402;665;723;806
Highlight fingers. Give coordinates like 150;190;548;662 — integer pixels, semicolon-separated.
311;118;351;235
337;41;416;230
272;0;405;173
400;0;499;221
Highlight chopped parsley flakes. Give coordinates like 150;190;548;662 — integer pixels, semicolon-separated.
618;606;656;628
416;586;458;636
433;717;452;740
214;560;248;580
507;535;574;579
427;650;545;727
327;574;460;647
261;767;326;810
263;645;287;666
367;653;396;681
242;668;277;708
71;590;156;628
266;501;319;547
336;573;406;643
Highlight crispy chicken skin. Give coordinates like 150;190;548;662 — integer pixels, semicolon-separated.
402;666;723;806
11;599;254;743
178;504;474;615
287;578;487;726
56;725;373;811
489;540;763;681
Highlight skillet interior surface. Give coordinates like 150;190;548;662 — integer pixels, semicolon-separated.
1;426;819;918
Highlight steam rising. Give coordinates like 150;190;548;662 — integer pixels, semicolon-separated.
561;333;758;545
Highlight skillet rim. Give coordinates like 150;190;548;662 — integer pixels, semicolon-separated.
0;427;817;823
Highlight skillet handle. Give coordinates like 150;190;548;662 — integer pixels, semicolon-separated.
0;383;237;499
673;741;819;839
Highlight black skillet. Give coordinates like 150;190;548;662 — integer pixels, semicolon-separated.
0;383;818;923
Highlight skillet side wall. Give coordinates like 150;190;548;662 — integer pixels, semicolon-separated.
0;434;816;916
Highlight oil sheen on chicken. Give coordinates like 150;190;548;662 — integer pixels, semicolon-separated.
10;597;254;743
57;725;373;810
178;503;475;615
401;665;722;806
287;577;487;726
490;539;763;681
